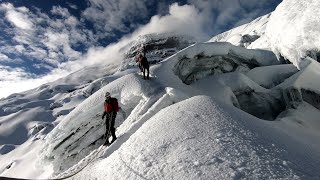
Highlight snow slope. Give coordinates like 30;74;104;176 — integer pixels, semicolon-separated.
36;42;320;179
73;96;320;179
2;39;320;179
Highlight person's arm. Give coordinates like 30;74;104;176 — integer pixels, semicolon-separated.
102;111;106;119
102;101;106;119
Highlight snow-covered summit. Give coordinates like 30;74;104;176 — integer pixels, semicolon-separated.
210;0;320;69
209;13;271;49
121;32;196;65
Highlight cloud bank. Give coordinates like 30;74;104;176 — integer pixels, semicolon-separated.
0;0;281;98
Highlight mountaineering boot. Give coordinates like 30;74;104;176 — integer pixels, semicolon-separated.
104;140;111;146
111;137;117;144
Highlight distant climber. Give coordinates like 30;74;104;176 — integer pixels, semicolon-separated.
136;54;143;72
102;92;119;145
136;54;149;79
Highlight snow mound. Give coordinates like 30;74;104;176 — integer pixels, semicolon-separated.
73;96;320;179
266;0;320;68
246;64;298;88
192;72;285;120
278;101;320;133
276;58;320;110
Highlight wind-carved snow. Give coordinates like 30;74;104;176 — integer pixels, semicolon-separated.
209;13;271;49
266;0;320;68
166;42;320;122
210;0;320;69
167;42;288;120
246;64;298;89
172;42;279;85
275;58;320;110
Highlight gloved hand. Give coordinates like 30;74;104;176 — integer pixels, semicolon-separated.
102;115;105;119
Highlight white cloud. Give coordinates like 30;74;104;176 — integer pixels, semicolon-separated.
65;16;79;27
0;66;31;81
51;6;70;17
1;3;34;30
0;53;9;62
43;31;69;51
82;0;149;35
0;3;89;66
0;65;66;98
67;3;78;10
15;45;25;53
42;31;82;62
130;3;209;41
6;10;33;30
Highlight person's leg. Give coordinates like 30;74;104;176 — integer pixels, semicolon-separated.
143;67;146;79
110;112;117;143
110;127;116;143
139;63;143;72
147;66;150;79
104;113;111;142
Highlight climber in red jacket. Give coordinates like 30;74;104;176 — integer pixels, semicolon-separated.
102;92;119;145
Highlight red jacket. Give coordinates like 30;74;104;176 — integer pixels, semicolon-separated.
136;56;142;63
104;98;119;113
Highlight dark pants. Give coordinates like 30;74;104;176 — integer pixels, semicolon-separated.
138;63;143;72
142;64;149;79
105;112;117;142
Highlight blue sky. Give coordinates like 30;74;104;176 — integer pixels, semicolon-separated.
0;0;282;98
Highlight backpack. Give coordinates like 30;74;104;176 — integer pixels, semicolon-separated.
104;98;119;112
112;98;119;112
